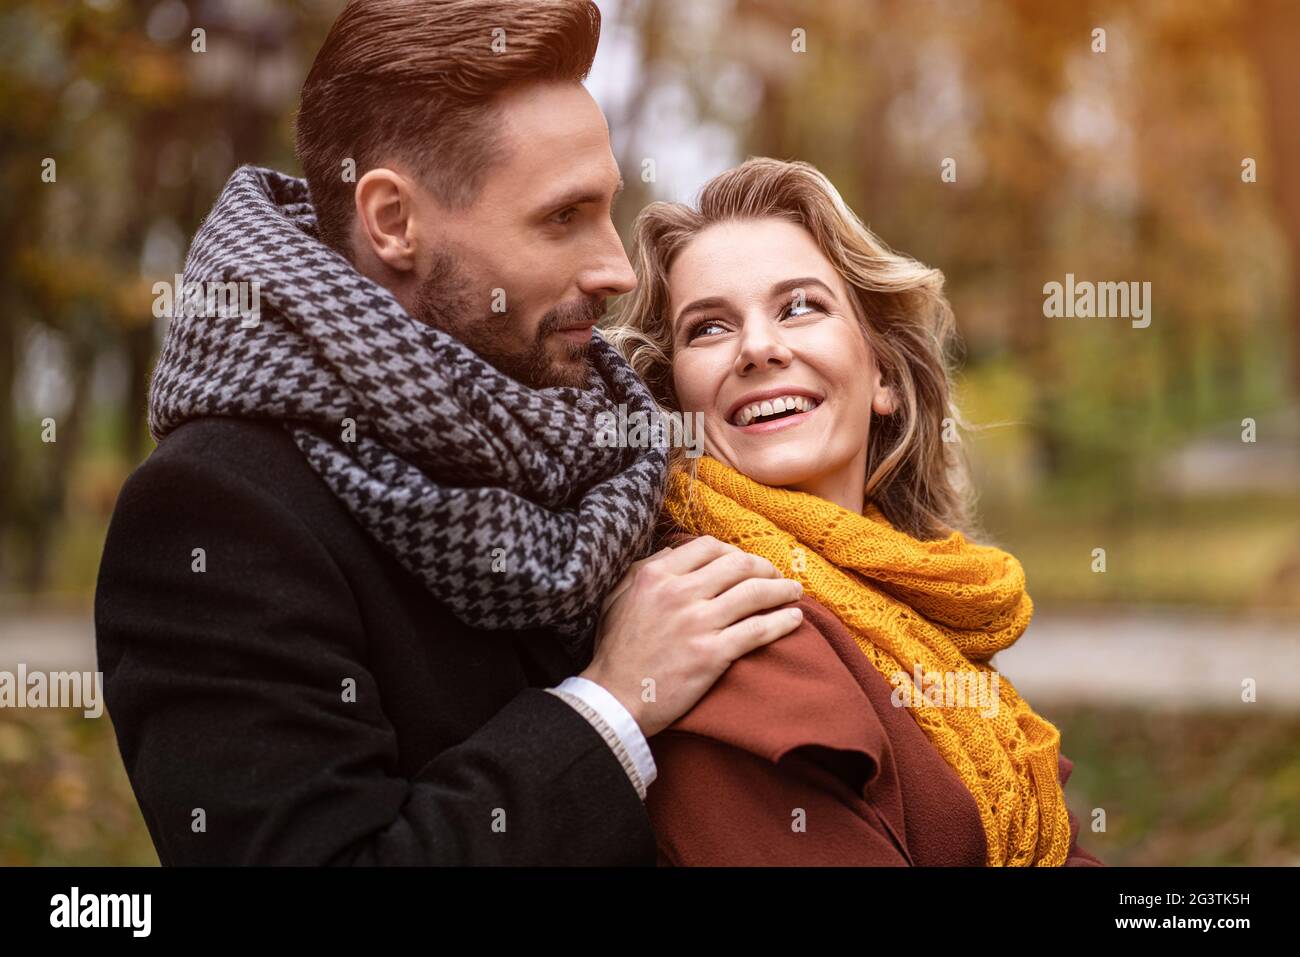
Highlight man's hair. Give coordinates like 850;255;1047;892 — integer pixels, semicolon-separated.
296;0;601;258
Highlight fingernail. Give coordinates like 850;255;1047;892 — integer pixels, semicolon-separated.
789;607;803;621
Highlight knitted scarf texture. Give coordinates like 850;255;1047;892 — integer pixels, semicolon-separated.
664;455;1072;866
148;165;668;665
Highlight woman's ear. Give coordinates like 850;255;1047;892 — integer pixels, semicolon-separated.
871;368;896;415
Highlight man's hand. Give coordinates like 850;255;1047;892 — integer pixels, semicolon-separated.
582;536;804;738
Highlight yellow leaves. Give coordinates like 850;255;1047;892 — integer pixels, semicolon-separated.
14;246;155;331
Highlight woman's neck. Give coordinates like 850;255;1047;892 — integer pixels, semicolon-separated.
787;447;868;514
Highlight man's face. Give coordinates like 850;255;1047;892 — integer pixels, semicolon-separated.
410;81;635;389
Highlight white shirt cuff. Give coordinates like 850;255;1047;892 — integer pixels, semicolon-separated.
552;675;657;791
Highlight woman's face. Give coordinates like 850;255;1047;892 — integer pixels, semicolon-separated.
668;217;893;511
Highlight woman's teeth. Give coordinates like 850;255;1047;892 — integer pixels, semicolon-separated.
733;395;821;426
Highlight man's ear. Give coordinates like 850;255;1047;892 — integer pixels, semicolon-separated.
354;168;419;272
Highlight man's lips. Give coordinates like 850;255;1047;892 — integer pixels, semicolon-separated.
554;323;596;342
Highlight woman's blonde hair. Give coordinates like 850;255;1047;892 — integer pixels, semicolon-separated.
603;157;972;540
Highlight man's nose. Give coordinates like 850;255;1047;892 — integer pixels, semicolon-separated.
579;220;637;298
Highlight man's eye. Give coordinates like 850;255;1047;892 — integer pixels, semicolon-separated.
550;207;579;225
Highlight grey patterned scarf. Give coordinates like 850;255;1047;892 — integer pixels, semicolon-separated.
148;165;667;665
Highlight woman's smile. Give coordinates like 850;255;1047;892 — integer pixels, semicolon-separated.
726;389;824;433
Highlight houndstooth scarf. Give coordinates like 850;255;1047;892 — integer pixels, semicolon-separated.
148;165;667;665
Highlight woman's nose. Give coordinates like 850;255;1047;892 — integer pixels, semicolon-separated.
733;315;793;375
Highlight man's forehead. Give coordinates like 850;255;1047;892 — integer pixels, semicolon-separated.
488;82;618;192
495;79;607;137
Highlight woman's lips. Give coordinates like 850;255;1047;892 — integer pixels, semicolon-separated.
729;400;822;434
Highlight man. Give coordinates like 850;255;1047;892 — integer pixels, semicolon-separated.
93;0;804;865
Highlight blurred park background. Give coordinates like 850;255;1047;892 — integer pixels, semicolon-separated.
1;0;1298;866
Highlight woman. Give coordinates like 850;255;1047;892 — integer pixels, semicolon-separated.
605;157;1102;866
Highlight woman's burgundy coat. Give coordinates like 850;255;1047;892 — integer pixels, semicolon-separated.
645;578;1104;867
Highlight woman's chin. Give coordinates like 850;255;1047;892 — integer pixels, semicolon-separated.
724;449;826;490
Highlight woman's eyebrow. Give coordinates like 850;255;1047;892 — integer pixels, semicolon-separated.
769;276;837;301
674;295;730;324
673;276;839;330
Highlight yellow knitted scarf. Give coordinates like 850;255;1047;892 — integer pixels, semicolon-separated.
664;455;1072;866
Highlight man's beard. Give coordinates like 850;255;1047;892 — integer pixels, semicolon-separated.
411;249;602;390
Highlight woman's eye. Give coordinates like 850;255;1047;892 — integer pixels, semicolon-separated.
782;296;826;319
689;320;726;340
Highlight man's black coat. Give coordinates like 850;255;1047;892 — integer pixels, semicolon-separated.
93;415;657;865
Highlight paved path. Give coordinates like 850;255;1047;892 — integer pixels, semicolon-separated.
994;608;1300;712
3;607;1298;711
0;611;97;673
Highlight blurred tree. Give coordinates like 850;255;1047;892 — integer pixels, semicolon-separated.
1239;0;1300;393
0;0;325;592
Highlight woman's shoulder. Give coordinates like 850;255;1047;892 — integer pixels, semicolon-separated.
653;605;891;771
650;529;922;769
